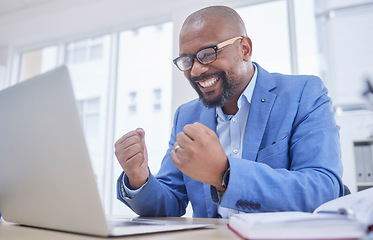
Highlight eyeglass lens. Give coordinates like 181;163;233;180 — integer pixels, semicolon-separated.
177;47;217;71
196;48;217;64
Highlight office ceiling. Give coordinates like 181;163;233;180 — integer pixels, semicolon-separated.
0;0;238;46
0;0;59;16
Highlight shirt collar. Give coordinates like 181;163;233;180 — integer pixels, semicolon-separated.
216;63;258;118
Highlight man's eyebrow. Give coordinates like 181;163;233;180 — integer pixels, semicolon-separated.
178;53;190;57
179;44;216;57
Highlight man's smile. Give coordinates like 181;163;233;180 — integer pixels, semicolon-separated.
196;77;220;93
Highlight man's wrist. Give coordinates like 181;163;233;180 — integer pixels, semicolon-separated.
216;167;230;192
121;173;148;199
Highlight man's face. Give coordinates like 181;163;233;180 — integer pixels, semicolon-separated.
189;66;238;108
179;19;245;108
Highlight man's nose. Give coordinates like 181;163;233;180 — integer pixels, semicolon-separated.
190;59;208;77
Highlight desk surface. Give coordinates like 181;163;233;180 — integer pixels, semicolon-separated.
0;217;239;240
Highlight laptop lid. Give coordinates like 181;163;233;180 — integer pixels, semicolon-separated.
0;66;210;237
0;66;111;236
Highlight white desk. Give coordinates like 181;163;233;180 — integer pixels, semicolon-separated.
0;217;239;240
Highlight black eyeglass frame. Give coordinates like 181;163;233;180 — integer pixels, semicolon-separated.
173;36;244;71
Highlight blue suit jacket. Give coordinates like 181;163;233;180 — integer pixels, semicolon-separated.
117;63;344;218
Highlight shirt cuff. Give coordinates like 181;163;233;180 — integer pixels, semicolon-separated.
121;173;147;199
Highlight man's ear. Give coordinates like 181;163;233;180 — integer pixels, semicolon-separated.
241;37;252;62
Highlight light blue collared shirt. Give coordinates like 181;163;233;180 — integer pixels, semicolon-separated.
216;64;257;159
216;64;257;218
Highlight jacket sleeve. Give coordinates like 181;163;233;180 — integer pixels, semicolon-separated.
116;107;189;217
219;76;344;213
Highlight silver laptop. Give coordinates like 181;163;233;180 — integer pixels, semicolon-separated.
0;66;209;237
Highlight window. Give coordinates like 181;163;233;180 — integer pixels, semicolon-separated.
153;88;162;112
294;0;319;75
113;22;173;215
77;97;100;136
128;91;137;114
66;38;104;64
315;1;373;106
236;1;291;74
73;45;87;63
90;44;103;60
19;45;58;81
64;34;111;200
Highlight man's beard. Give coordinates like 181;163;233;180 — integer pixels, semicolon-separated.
191;71;235;108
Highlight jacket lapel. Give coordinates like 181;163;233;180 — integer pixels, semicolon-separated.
195;64;277;215
198;107;218;217
242;63;277;161
199;107;217;131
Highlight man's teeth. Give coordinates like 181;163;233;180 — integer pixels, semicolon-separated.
199;78;217;88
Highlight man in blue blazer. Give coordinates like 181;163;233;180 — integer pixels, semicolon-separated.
115;6;343;218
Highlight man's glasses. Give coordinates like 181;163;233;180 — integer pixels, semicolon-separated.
173;36;244;71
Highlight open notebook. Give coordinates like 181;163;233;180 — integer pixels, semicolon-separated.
228;187;373;239
0;66;210;237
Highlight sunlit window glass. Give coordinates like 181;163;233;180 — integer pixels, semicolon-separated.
19;45;58;81
113;22;173;215
128;91;137;114
153;88;162;112
65;34;111;200
66;37;104;64
236;1;291;74
315;2;373;106
294;0;319;75
77;97;100;136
